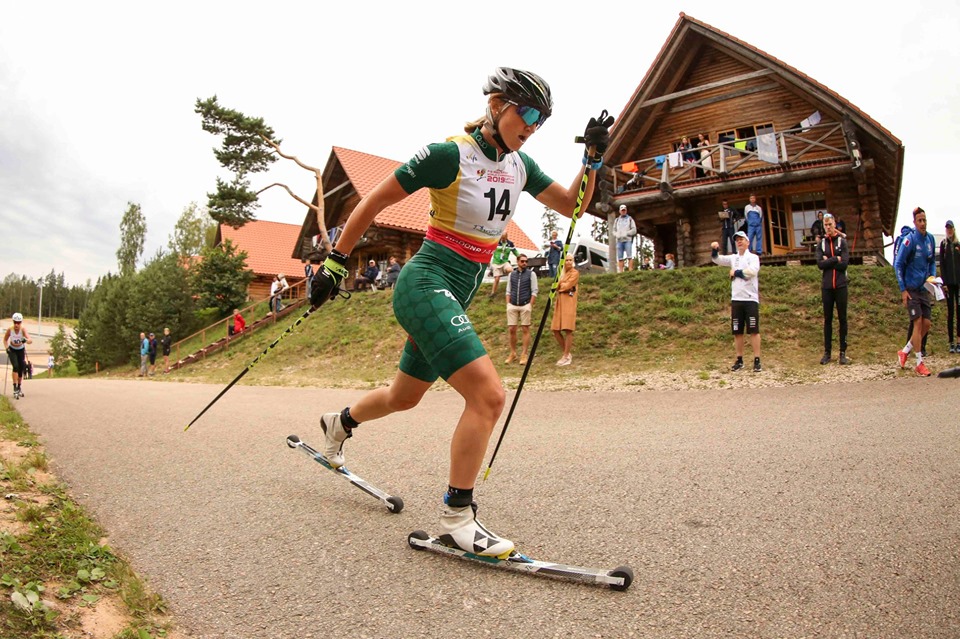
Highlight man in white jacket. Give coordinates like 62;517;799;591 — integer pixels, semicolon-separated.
711;231;762;372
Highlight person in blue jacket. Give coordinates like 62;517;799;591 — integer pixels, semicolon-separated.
894;207;937;376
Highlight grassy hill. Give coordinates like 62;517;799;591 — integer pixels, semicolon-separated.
145;264;951;390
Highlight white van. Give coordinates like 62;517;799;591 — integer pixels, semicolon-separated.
521;238;609;278
482;237;610;283
568;237;610;274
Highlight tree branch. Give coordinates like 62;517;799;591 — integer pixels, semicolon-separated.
259;136;332;255
256;183;333;254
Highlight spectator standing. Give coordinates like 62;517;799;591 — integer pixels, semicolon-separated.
810;211;825;245
161;327;172;372
662;253;675;270
745;194;764;254
711;231;762;372
385;256;402;288
147;332;158;376
47;353;55;377
546;230;563;278
613;205;638;272
25;358;32;380
698;133;713;177
505;254;538;366
354;259;380;291
895;207;937;376
490;232;519;296
719;199;737;255
551;254;579;366
277;274;289;308
138;332;149;377
894;223;928;356
678;136;696;166
939;220;960;352
270;275;282;313
816;214;851;365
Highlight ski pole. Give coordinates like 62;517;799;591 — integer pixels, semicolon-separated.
484;114;608;480
184;304;318;431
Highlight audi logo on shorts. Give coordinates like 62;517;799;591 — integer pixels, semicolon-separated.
450;314;472;327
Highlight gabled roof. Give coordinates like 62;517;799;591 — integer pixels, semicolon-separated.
332;146;428;234
607;12;904;235
315;147;537;250
216;220;306;278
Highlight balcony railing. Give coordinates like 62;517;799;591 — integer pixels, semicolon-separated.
614;121;853;194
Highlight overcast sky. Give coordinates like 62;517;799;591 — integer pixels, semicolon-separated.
2;1;957;286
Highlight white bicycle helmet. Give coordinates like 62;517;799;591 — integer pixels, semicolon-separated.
12;313;23;322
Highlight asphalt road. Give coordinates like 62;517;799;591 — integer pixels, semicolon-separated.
9;378;960;638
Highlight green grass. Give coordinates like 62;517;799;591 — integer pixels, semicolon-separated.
0;397;171;638
157;264;932;387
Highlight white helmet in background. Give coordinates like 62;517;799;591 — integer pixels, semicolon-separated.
12;313;23;322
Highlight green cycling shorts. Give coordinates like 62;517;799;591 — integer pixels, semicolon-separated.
393;240;487;382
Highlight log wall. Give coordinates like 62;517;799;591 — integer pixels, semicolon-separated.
632;47;846;168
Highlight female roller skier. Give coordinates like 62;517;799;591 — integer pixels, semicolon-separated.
309;68;612;557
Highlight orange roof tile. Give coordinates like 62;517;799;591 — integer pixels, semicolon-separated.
218;220;306;278
332;146;538;250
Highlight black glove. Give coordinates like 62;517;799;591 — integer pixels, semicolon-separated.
583;111;615;157
310;249;349;307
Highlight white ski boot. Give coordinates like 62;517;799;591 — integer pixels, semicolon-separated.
438;503;514;558
319;412;352;468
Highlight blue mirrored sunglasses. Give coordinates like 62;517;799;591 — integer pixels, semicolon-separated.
504;100;548;128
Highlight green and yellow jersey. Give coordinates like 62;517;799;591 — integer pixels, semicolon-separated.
394;128;553;262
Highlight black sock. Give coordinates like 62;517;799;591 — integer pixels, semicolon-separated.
754;357;760;363
340;406;359;430
444;486;474;508
735;356;743;362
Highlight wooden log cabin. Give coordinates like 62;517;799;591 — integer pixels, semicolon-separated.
215;220;307;301
598;13;904;267
292;146;537;287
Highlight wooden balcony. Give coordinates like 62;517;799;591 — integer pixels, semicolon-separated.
611;121;860;205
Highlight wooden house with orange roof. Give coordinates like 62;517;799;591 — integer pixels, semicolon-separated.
292;146;538;286
215;220;306;300
597;12;903;267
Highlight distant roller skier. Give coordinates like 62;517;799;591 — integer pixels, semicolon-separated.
3;313;33;399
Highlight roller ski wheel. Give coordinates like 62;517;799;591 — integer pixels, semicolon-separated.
608;565;634;592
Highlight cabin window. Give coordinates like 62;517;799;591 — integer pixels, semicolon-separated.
718;123;774;156
768;195;790;249
790;192;828;247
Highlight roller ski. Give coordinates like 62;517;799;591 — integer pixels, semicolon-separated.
12;385;22;400
285;434;403;514
407;503;633;591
